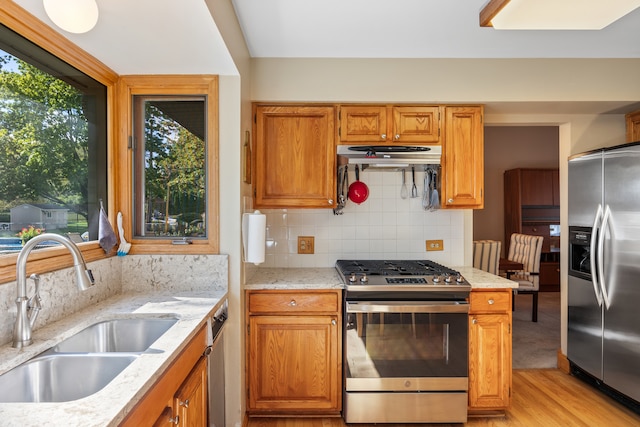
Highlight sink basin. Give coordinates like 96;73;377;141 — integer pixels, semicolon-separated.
45;317;178;353
0;354;137;402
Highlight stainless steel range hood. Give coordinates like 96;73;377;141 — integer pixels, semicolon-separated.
337;145;441;168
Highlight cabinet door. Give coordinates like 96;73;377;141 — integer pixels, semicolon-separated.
254;105;336;208
392;106;440;143
339;105;388;142
468;313;511;410
442;106;484;208
174;356;208;427
626;110;640;143
248;315;340;412
521;170;554;206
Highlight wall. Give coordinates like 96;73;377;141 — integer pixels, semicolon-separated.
473;126;560;254
260;168;466;268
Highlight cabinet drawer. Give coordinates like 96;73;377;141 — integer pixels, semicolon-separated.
469;291;511;314
248;291;339;314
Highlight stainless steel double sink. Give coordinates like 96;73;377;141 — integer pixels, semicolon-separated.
0;317;178;403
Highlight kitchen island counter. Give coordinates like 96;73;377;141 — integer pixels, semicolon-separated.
0;289;226;427
245;266;516;290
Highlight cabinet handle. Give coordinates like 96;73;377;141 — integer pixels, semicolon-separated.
381;133;387;140
289;300;297;307
331;319;337;326
448;198;454;203
488;299;495;305
472;318;477;324
179;399;190;408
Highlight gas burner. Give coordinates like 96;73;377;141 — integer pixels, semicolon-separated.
335;259;470;293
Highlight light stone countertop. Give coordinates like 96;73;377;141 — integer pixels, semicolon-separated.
0;289;227;427
245;267;516;290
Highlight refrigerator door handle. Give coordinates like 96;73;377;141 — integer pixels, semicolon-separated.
598;204;612;309
591;204;604;307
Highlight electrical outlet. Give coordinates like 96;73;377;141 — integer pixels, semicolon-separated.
426;239;444;251
297;236;315;254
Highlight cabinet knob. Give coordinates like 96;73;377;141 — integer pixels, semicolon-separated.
394;134;400;140
488;299;495;305
289;300;297;307
328;199;334;204
381;133;387;140
169;415;180;425
179;399;190;408
472;318;477;324
448;198;454;203
331;319;337;326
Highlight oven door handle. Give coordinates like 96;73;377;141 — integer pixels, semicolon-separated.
346;301;469;314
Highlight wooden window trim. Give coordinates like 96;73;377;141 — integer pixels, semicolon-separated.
0;1;117;285
116;75;220;255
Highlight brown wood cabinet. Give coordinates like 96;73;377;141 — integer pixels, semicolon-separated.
442;106;484;208
626;110;640;142
253;105;336;208
468;289;512;413
246;290;342;414
338;105;440;144
504;168;560;289
120;325;209;426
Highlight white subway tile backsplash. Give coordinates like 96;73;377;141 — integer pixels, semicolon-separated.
258;171;466;267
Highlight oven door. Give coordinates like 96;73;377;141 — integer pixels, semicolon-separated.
345;300;469;392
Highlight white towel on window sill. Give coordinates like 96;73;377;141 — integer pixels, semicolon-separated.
98;204;117;254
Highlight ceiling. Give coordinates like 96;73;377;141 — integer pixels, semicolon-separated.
231;0;640;59
12;0;640;115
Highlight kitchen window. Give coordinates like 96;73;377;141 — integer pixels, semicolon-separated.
117;76;219;254
0;23;107;254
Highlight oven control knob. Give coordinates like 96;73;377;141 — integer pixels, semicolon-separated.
432;275;441;283
444;274;453;283
349;274;357;283
360;274;368;284
456;274;464;283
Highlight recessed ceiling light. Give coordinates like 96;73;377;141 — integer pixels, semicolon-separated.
480;0;640;30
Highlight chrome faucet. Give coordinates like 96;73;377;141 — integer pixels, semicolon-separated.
13;233;95;348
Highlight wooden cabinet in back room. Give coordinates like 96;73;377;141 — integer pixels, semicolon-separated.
504;168;560;291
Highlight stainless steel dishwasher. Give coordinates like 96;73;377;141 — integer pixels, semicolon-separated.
208;299;227;427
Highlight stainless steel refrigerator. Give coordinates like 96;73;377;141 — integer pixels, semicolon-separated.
568;142;640;405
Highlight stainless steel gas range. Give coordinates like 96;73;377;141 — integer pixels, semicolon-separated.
336;259;471;424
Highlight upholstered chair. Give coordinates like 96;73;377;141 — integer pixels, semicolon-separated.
472;240;502;275
507;233;544;322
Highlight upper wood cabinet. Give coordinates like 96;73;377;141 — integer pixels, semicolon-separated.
442;106;484;209
626;110;640;142
338;105;440;144
253;105;337;209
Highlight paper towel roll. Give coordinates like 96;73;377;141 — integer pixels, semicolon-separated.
242;210;266;265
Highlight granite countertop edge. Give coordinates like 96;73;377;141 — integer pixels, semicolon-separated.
0;289;227;427
245;267;517;290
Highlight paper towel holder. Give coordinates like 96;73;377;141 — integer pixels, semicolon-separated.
242;210;266;265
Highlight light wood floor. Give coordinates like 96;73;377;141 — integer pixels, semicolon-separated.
246;369;640;427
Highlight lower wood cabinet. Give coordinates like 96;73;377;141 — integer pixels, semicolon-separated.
120;325;208;426
246;289;342;414
468;289;512;413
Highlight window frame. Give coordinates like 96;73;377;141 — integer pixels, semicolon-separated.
0;1;117;284
116;75;219;254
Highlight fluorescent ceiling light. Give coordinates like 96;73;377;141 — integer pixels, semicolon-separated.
480;0;640;30
43;0;99;34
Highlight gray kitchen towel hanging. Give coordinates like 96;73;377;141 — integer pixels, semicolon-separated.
98;200;117;254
